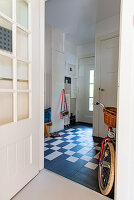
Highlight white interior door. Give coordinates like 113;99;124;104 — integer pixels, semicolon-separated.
98;36;119;138
78;57;95;124
0;1;40;199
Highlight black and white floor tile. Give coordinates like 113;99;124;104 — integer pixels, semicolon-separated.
44;125;114;199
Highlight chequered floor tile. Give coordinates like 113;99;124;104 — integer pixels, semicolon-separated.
65;128;75;132
44;147;49;151
94;152;100;159
51;146;61;151
45;151;62;161
64;150;75;156
66;139;74;143
63;143;77;150
81;155;92;162
66;156;79;163
50;140;64;146
84;162;98;170
44;124;114;199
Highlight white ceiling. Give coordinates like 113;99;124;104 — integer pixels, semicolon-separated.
46;0;120;45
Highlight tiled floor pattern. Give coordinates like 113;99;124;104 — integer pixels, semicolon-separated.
44;125;114;199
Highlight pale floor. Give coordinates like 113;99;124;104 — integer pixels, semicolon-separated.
12;169;111;200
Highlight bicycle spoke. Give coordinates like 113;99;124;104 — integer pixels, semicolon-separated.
100;143;111;190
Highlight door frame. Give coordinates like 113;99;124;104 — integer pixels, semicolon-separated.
78;54;95;60
115;0;134;199
39;0;47;170
93;31;119;138
40;0;134;199
77;55;95;124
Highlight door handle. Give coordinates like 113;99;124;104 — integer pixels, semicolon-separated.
101;89;104;92
99;88;104;92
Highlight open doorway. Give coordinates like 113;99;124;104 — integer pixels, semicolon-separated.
44;0;120;199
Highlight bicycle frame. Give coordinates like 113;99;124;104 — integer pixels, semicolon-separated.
99;128;115;165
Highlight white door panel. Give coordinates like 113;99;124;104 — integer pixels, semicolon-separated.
98;37;119;138
0;1;40;199
0;120;39;200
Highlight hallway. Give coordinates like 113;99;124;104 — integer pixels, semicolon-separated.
12;170;111;200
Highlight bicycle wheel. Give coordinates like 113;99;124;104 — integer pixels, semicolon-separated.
98;142;115;195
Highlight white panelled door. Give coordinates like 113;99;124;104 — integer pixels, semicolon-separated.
0;1;41;199
78;57;95;124
98;36;119;138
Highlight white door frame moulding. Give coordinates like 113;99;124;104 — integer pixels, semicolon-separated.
96;31;119;43
115;0;134;199
39;0;134;200
39;0;47;170
93;31;119;138
78;54;95;60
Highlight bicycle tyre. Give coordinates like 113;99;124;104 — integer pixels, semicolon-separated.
98;142;115;196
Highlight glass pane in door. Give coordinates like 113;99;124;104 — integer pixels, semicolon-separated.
16;0;28;29
17;61;29;89
0;55;13;89
0;0;12;18
90;70;94;84
18;92;29;120
0;18;12;53
89;98;93;111
90;84;94;98
17;28;28;60
0;93;13;125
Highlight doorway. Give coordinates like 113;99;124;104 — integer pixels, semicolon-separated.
77;56;95;125
44;0;120;199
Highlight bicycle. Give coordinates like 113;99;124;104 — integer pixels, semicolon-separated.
95;102;117;196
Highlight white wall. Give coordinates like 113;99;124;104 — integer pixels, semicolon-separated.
77;42;95;58
45;25;65;132
64;40;78;116
64;15;120;126
51;50;65;132
93;15;120;137
76;42;95;123
65;40;77;67
46;37;97;125
65;41;96;121
96;14;120;38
